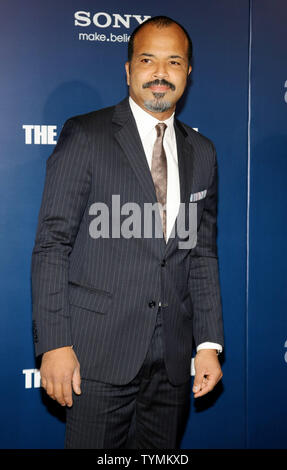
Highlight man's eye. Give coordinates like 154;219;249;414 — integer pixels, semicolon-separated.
141;58;151;63
170;61;181;66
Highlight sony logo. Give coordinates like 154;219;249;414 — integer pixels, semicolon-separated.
74;11;151;29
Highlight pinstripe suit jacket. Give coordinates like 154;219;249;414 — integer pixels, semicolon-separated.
31;97;224;385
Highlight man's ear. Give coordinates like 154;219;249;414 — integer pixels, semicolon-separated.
188;65;192;76
125;61;130;86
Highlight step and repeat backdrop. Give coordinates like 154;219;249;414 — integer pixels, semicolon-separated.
0;0;286;448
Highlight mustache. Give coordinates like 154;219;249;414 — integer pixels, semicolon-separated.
142;79;176;91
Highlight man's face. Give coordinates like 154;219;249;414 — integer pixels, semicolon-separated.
125;23;192;119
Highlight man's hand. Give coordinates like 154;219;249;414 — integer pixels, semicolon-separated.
40;346;81;407
193;349;223;398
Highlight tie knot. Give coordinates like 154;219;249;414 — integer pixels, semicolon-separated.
155;122;167;138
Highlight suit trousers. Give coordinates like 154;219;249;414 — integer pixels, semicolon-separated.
65;307;191;449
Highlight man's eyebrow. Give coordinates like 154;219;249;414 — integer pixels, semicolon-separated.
138;53;185;60
169;55;185;60
138;53;155;57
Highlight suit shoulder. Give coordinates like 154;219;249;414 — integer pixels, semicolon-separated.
176;118;216;152
59;105;115;136
63;103;116;132
47;104;117;165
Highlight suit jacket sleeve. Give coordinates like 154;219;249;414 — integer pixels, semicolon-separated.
189;142;224;348
31;118;92;357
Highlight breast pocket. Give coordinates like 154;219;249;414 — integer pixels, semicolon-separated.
68;281;112;314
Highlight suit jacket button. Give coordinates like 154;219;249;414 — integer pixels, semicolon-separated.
148;300;156;308
161;259;166;267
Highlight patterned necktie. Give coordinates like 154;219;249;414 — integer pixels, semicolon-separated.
151;123;167;241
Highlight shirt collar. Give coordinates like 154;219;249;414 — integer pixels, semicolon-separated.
129;96;175;140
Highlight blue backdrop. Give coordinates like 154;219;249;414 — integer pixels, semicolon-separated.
0;0;286;449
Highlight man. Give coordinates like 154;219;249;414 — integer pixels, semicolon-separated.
31;16;224;449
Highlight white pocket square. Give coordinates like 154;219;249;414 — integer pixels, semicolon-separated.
190;190;207;202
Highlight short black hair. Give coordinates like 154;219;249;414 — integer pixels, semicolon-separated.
127;16;193;65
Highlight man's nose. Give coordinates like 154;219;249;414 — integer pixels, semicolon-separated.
152;62;168;79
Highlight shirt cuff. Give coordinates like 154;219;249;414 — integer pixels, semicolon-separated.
196;342;223;353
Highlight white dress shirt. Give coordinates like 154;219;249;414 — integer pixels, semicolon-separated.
129;97;222;354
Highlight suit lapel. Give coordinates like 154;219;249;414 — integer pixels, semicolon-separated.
164;119;194;255
113;98;165;254
175;119;193;205
113;98;158;205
